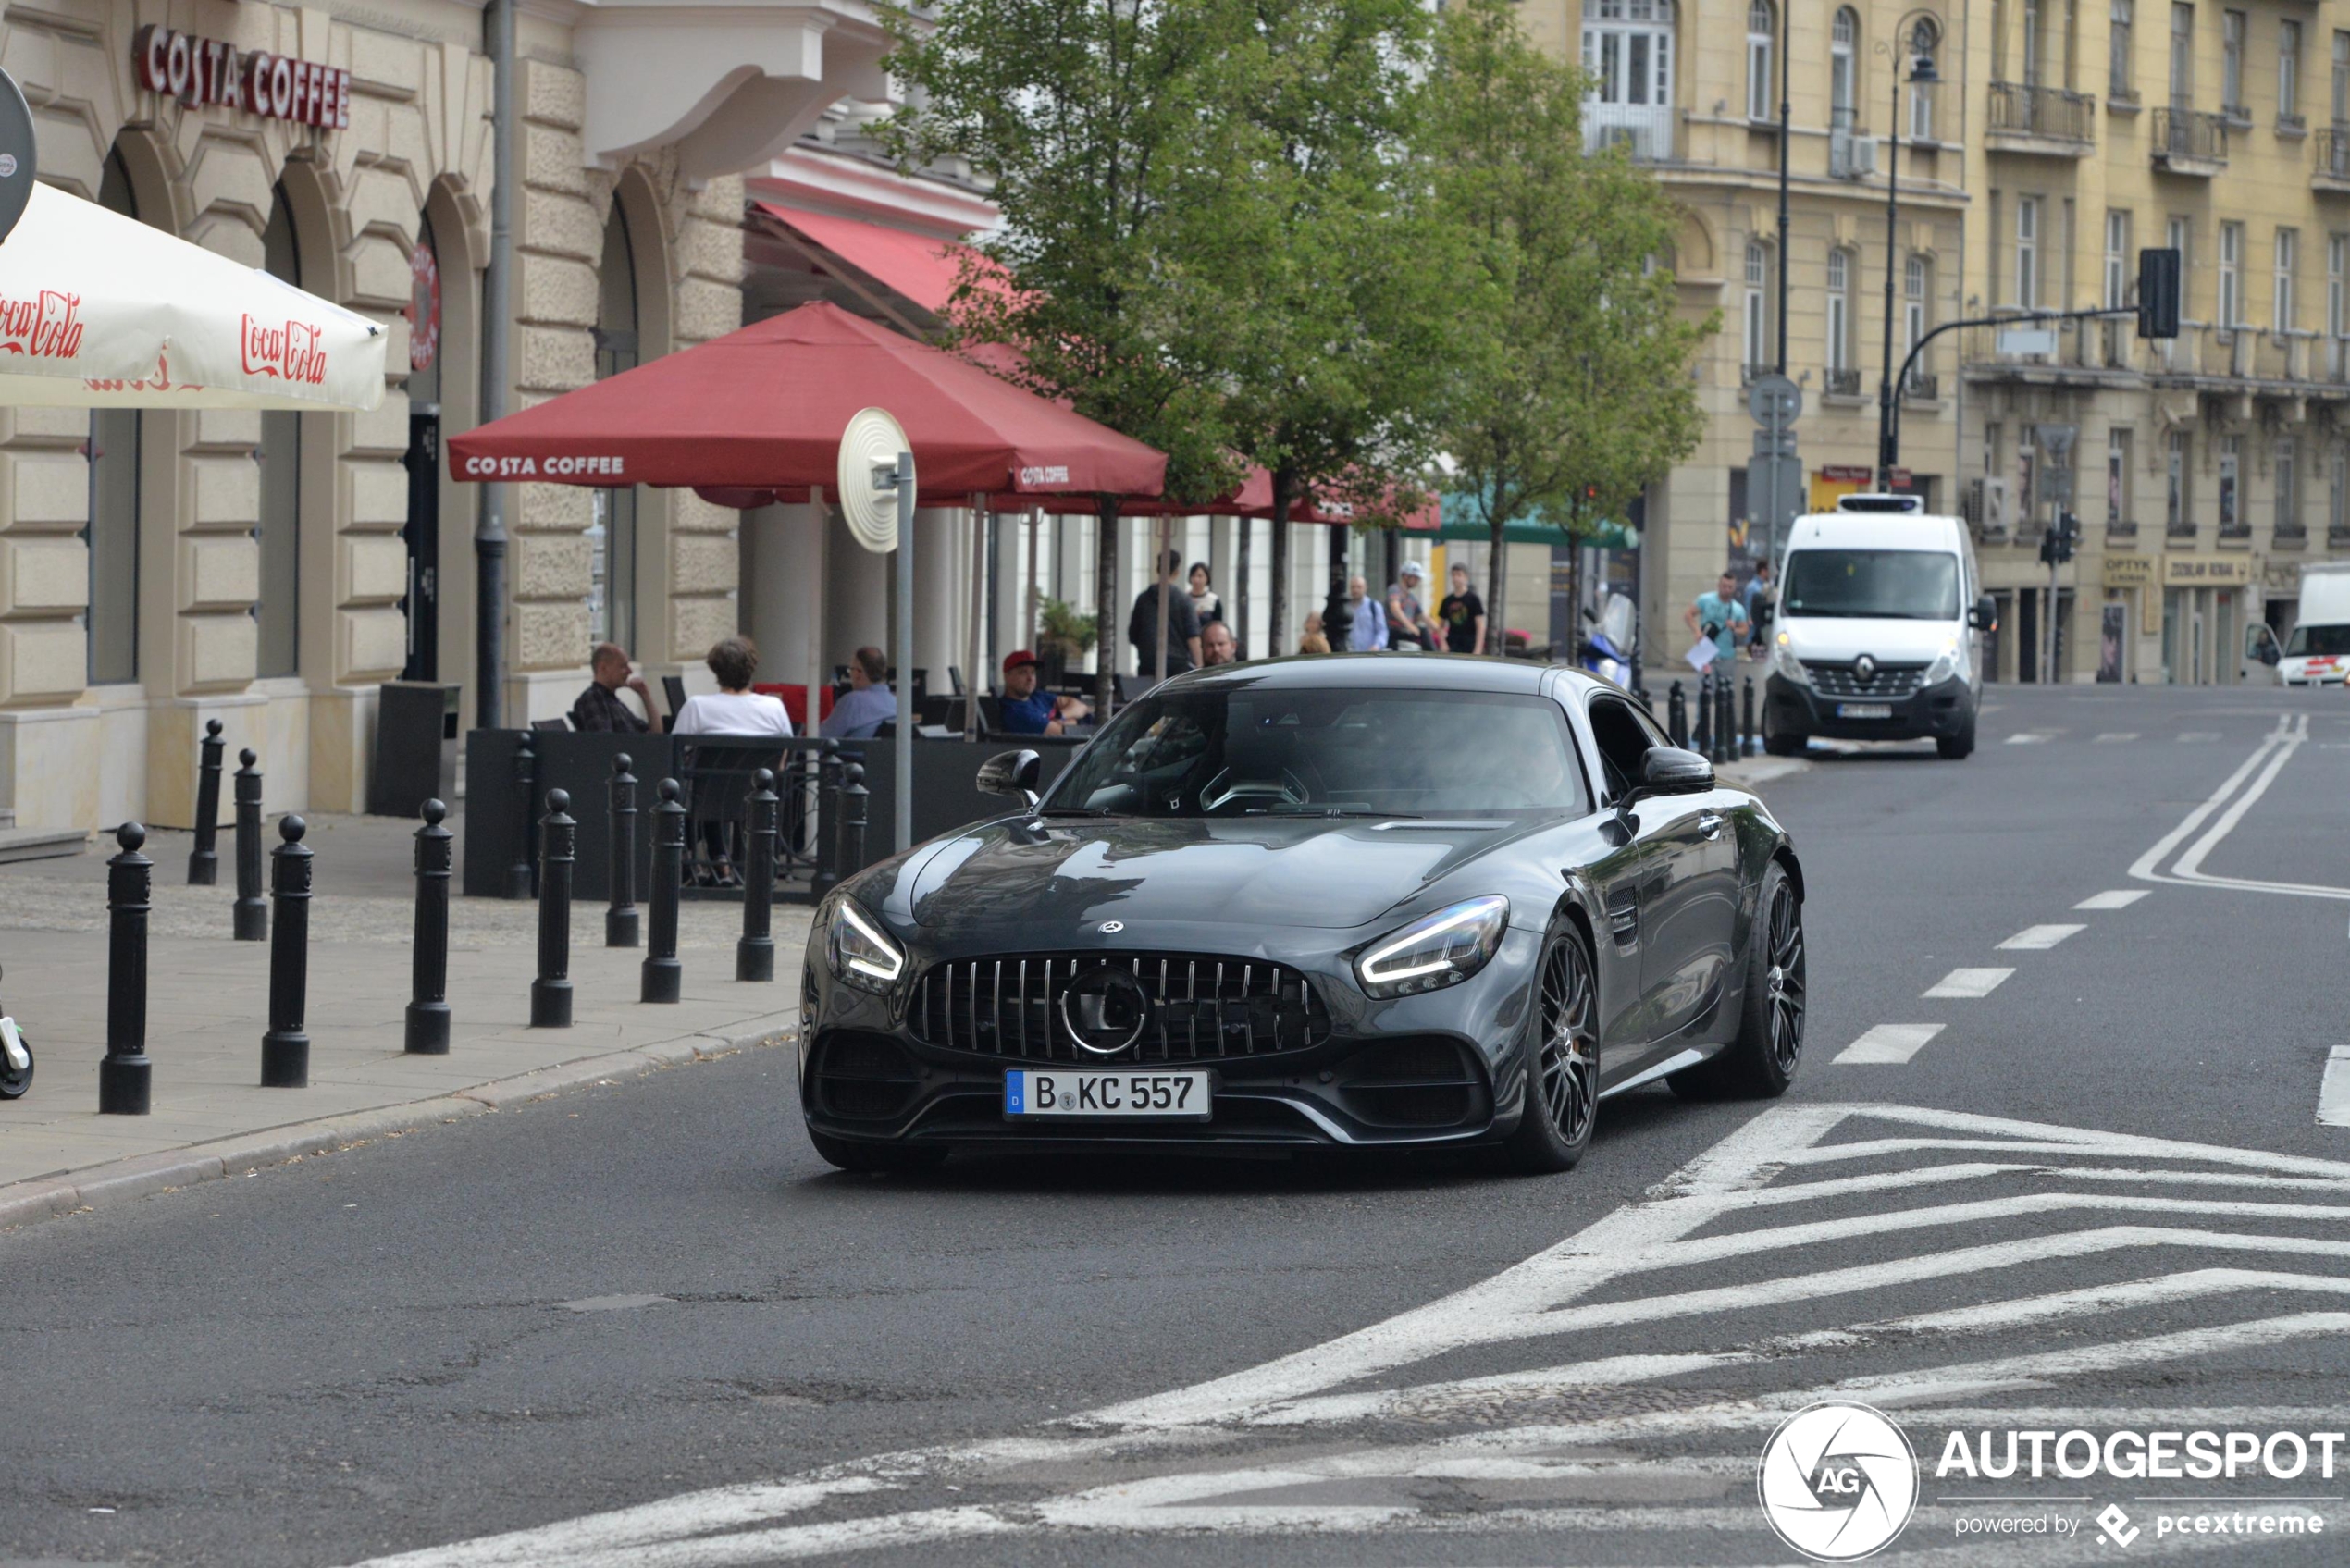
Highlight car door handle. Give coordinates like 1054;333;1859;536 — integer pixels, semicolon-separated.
1697;810;1725;839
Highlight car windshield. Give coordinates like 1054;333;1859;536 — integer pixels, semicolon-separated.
1782;549;1961;620
1042;686;1590;819
2285;623;2350;656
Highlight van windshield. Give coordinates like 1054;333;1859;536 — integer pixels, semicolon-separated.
2285;623;2350;656
1782;549;1960;620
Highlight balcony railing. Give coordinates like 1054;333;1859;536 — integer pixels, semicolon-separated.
1583;102;1674;163
1900;369;1939;401
2317;125;2350;182
1739;361;1777;387
1987;81;2097;147
2152;107;2229;170
1824;367;1863;397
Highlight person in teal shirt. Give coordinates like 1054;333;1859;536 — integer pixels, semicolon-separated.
1684;571;1750;666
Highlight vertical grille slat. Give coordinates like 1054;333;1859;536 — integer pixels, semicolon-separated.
905;952;1327;1063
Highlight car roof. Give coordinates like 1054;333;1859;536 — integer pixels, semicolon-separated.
1787;512;1968;550
1165;651;1604;698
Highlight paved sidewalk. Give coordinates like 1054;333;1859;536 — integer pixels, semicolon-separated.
0;812;817;1232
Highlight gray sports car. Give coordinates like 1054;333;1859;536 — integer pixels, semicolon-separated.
798;656;1806;1174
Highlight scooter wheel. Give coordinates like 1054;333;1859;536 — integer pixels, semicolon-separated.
0;1038;31;1100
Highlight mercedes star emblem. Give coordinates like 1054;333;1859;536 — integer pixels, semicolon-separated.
1098;920;1124;933
1060;965;1151;1056
1854;653;1878;685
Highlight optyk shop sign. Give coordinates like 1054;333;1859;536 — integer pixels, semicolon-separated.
134;27;352;130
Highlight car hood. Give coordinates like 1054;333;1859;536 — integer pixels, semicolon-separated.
1778;614;1958;662
891;816;1533;935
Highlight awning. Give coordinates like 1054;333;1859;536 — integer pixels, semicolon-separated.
752;202;988;318
1436;493;1637;549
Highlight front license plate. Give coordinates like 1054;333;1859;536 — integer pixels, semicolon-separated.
1004;1069;1211;1120
1837;702;1894;720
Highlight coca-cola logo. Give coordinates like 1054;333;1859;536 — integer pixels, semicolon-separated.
0;290;86;359
241;314;328;384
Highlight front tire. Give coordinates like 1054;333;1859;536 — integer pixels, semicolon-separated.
809;1130;948;1175
1501;926;1600;1174
1670;861;1805;1100
1762;715;1805;757
1936;716;1976;759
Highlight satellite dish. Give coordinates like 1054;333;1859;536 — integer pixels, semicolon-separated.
836;406;911;554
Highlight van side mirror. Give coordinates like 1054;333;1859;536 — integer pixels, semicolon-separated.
2246;624;2282;666
977;748;1043;807
1968;594;1998;631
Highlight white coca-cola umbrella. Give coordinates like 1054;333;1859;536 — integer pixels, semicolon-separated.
0;180;386;412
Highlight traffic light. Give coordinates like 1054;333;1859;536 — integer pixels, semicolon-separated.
2040;510;2082;565
2137;247;2181;339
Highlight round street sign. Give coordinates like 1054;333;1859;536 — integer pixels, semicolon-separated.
1748;373;1801;426
0;68;35;246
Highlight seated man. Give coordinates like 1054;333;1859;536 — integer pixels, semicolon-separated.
570;643;651;733
822;646;897;739
997;649;1090;735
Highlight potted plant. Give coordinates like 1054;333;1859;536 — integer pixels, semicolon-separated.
1037;597;1097;689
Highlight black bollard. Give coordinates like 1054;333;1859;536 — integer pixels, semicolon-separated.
1741;676;1757;758
838;761;870;877
1714;676;1734;766
738;768;778;982
607;753;639;948
810;741;843;897
506;733;537;901
642;779;685;1004
531;789;575;1028
1693;673;1713;758
1667;681;1687;748
406;799;452;1054
232;748;266;941
188;719;225;885
98;822;153;1115
260;815;313;1088
1723;676;1738;764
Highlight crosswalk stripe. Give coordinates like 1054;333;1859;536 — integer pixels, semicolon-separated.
2094;732;2139;743
2178;731;2220;741
1998;922;2084;949
1923;967;2011;998
1833;1023;1944;1063
2075;889;2148;909
2321;1047;2350;1128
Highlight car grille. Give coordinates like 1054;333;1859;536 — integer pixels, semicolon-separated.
907;954;1331;1063
1807;659;1927;698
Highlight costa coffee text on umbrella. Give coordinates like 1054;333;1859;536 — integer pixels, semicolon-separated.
133;26;352;131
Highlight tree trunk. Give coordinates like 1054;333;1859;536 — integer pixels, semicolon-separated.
1095;497;1121;716
1271;471;1297;653
1236;515;1254;659
1486;504;1508;660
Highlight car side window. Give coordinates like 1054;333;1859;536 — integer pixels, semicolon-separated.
1586;696;1656;802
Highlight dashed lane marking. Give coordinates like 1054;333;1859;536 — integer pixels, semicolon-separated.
1832;1022;1945;1063
2321;1048;2350;1129
2094;732;2139;743
2177;732;2220;742
2004;731;2057;745
2075;889;2149;909
1923;968;2012;998
1998;923;2084;950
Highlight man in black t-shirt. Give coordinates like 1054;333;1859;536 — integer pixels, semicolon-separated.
1129;548;1203;679
1438;563;1487;655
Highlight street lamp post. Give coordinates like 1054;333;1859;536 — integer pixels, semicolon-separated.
1874;49;1937;491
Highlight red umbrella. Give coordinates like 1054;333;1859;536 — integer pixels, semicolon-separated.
446;302;1166;504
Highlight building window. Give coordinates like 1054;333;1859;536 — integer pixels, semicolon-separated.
2111;0;2136;98
2330;234;2348;376
2275;228;2298;334
2277;437;2300;534
1903;253;1929;384
1743;241;1770;369
2104;211;2132;306
2022;0;2045;87
1909;19;1939;140
2333;444;2349;536
2222;9;2247;116
2335;31;2350;123
257;187;303;682
592;203;641;655
1826;248;1852;375
2219;220;2244;326
2016;196;2040;309
2167;427;2191;531
88;147;139;687
1747;1;1774;120
2281;20;2304;122
2171;4;2195;107
2109;427;2134;526
1584;0;1675;109
1831;7;1859;126
2219;434;2242;531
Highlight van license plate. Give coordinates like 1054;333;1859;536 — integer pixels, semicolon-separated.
1004;1069;1211;1120
1837;702;1894;720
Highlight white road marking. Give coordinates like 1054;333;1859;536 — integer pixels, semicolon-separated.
2178;731;2220;741
1832;1022;1945;1063
1923;967;2011;998
1998;923;2084;949
2322;1047;2350;1129
2094;732;2139;743
2132;715;2350;902
2075;889;2148;909
2004;731;2056;744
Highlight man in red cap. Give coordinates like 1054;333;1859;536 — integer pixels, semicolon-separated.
998;649;1090;735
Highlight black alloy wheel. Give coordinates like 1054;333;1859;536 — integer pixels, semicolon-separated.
1761;873;1806;1077
1672;859;1804;1100
1503;929;1598;1173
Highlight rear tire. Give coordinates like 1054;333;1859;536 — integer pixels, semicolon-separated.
0;1037;29;1101
1667;861;1805;1100
809;1130;948;1175
1500;926;1600;1174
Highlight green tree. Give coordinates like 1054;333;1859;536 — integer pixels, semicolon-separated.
1427;0;1713;657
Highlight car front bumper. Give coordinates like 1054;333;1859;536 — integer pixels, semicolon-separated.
1765;672;1973;741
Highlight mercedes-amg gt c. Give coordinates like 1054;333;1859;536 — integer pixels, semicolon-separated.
798;656;1806;1175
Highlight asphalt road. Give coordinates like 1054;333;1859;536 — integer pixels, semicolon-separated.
5;682;2348;1568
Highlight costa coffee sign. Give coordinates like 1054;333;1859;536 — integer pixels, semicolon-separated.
134;26;351;130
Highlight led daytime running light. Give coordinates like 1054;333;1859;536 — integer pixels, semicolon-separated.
833;900;904;984
1356;895;1509;997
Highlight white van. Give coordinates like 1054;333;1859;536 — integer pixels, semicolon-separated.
2263;561;2350;686
1761;495;1996;759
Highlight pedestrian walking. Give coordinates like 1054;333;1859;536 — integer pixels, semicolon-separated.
1129;548;1202;681
1347;575;1389;651
1744;561;1776;660
1438;563;1487;654
1186;562;1225;628
1684;571;1750;672
1386;564;1436;650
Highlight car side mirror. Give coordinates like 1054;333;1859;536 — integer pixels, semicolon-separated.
977;748;1043;807
1634;747;1713;798
1968;594;1998;631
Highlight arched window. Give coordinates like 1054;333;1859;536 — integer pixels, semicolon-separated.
1744;241;1771;371
402;216;442;683
1909;19;1941;140
258;187;303;680
1826;248;1852;376
1582;0;1676;156
1831;7;1860;124
1747;2;1775;121
592;203;641;654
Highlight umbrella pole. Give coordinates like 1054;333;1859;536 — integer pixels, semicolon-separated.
1155;516;1169;689
1026;506;1042;661
967;493;986;740
894;454;914;855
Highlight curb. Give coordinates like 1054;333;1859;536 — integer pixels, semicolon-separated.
0;1020;798;1238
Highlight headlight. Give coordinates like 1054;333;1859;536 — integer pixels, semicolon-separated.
825;898;905;992
1355;895;1510;999
1772;632;1811;686
1924;637;1962;685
